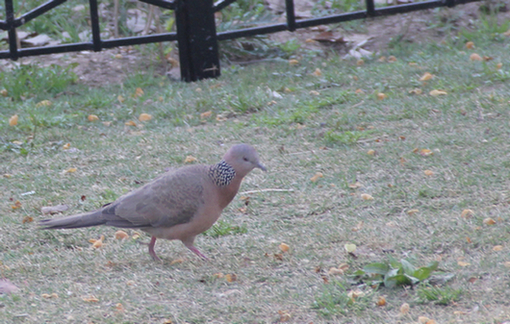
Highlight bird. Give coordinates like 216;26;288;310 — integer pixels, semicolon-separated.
39;144;266;261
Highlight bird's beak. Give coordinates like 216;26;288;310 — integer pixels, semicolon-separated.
257;162;267;172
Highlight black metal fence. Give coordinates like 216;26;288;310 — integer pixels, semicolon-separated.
1;0;480;82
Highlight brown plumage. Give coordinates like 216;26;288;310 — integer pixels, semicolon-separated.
40;144;266;261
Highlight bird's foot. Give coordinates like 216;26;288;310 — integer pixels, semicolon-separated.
188;246;209;260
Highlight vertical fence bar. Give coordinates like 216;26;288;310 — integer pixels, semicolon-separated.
365;0;375;16
5;0;18;60
285;0;296;31
175;0;220;82
89;0;102;51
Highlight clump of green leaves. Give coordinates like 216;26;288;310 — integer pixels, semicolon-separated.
205;219;247;238
350;257;449;288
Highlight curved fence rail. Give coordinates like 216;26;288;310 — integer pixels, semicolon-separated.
1;0;480;81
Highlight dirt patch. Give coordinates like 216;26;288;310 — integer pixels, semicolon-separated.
1;2;506;86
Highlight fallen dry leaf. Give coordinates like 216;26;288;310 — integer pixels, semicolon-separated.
90;235;105;249
328;267;345;275
115;303;125;312
348;182;362;189
483;217;496;225
418;316;430;323
378;56;386;62
213;273;224;278
184;155;197;163
419;72;433;81
87;114;99;122
312;68;322;76
407;209;419;216
355;88;365;94
138;113;152;122
170;258;184;265
62;143;71;150
288;59;299;65
42;293;58;299
114;230;129;240
377;93;387;100
11;200;22;210
278;310;292;322
134;87;144;97
387;55;397;63
409;88;423;95
469;53;482;61
0;89;7;97
460;209;474;218
279;242;290;252
376;296;386;306
356;59;364;66
504;29;510;36
117;95;125;103
225;273;237;282
493;245;503;251
22;216;33;224
344;243;357;253
64;167;77;174
41;204;69;215
504;261;510;268
424;170;434;176
360;193;373;200
465;41;475;49
309;90;320;96
419;149;433;156
36;100;52;107
9;114;18;126
429;89;447;96
367;149;376;155
496;62;503;69
310;172;323;182
348;289;365;299
125;120;137;126
457;261;470;267
82;295;99;302
400;302;410;314
200;111;212;119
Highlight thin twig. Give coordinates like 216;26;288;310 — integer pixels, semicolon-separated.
240;189;294;195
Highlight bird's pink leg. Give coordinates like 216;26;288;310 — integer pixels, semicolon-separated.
148;236;161;262
187;245;209;260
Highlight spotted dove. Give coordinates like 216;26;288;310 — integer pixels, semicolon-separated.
39;144;266;261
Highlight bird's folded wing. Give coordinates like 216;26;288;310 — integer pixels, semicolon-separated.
102;167;206;229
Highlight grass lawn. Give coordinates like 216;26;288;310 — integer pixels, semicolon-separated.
1;9;510;324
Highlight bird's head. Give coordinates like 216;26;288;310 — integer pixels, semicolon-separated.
223;144;266;177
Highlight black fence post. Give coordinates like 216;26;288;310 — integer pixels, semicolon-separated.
5;0;18;60
365;0;375;16
175;0;220;82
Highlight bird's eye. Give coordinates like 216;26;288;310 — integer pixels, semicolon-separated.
243;157;249;161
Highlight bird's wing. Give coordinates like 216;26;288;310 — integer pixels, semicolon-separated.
101;166;206;229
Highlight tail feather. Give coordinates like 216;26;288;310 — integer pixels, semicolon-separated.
39;210;106;229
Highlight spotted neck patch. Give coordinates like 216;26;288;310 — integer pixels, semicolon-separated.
209;160;236;187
